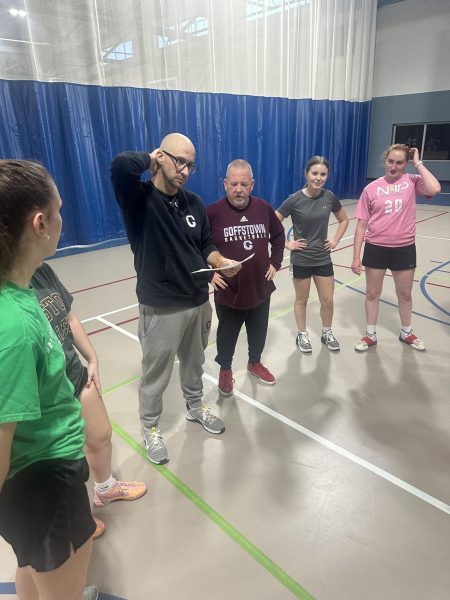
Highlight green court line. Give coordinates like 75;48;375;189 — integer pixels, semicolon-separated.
110;420;316;600
103;375;140;396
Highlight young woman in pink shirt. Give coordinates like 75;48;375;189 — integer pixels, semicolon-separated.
351;144;441;351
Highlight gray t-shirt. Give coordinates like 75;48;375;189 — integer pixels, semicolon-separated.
277;189;342;266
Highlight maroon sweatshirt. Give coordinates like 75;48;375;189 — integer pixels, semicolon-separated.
207;196;285;310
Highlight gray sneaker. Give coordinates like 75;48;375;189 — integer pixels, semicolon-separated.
321;330;340;351
83;586;99;600
296;332;312;353
143;426;169;464
186;403;225;434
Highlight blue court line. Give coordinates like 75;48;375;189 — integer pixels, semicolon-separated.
419;260;450;318
334;277;450;327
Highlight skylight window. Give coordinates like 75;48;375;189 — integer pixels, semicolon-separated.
246;0;310;21
103;40;133;61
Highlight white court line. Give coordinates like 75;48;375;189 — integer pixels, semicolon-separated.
416;234;450;241
81;303;138;324
96;306;450;514
97;302;450;514
79;258;448;512
202;374;450;515
95;316;139;341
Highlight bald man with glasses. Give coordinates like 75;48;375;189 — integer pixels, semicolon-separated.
111;133;240;465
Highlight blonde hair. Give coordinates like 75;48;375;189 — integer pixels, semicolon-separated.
381;144;409;162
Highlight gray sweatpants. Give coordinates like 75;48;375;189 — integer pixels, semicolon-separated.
137;300;213;428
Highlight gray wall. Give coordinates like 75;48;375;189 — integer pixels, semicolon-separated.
368;91;450;182
368;0;450;187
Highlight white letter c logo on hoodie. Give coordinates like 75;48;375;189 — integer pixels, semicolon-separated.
186;215;196;228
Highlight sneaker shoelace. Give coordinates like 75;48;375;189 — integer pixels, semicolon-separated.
325;331;336;342
300;333;310;345
149;427;164;449
199;404;216;423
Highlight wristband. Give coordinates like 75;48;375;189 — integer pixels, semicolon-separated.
415;161;423;168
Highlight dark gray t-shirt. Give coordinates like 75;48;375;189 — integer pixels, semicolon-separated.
32;263;88;397
277;189;342;266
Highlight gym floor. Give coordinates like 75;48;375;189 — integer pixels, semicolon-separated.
1;200;449;600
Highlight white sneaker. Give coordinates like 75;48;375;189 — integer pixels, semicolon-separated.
355;333;377;352
399;331;426;351
296;332;312;353
321;330;340;351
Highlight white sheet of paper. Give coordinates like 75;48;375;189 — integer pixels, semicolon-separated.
191;253;255;273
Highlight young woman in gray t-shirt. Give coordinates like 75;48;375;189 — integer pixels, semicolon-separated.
276;156;349;353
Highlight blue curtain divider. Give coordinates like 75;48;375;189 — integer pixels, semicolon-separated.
0;79;371;249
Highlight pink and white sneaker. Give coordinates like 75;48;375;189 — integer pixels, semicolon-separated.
94;480;147;507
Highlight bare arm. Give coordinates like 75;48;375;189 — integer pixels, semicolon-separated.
67;311;101;396
275;210;307;251
351;219;368;274
0;422;16;491
410;148;441;196
324;208;349;251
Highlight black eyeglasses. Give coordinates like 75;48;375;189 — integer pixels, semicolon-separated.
162;150;198;174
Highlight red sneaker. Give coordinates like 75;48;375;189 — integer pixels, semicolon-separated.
94;480;147;507
218;369;234;396
247;362;275;385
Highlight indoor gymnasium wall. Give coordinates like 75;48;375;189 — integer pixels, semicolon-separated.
368;0;450;201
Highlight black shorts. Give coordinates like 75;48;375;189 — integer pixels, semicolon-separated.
0;458;95;572
73;365;89;399
362;242;416;271
291;263;334;279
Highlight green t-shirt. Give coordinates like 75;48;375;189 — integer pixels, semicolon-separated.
0;282;85;479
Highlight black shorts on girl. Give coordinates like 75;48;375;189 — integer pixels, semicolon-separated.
0;457;95;572
291;262;334;279
362;242;416;271
73;365;89;399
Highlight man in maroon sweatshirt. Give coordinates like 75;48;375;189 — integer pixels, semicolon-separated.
207;159;285;396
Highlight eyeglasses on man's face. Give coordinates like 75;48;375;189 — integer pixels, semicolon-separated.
162;150;198;174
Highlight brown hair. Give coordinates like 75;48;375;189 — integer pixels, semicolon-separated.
381;144;409;162
0;160;55;285
305;155;330;173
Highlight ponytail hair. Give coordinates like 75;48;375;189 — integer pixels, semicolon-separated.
0;160;55;285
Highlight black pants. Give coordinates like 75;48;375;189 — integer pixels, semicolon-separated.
215;298;271;369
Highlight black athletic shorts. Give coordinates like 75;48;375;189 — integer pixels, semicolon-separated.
291;262;334;279
73;365;89;399
0;457;95;572
362;242;416;271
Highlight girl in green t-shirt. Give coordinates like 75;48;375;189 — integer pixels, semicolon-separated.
0;160;94;599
